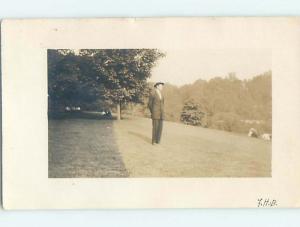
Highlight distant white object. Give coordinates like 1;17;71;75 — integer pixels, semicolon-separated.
65;106;81;112
261;133;272;141
248;128;258;138
241;119;264;124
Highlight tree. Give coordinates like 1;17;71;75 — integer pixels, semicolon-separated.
78;49;165;120
48;49;108;112
48;49;165;119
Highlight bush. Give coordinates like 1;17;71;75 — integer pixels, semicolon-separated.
180;100;206;126
211;112;241;132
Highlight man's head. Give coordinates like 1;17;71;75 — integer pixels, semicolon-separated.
154;82;164;91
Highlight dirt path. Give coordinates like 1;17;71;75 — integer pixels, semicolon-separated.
113;117;271;177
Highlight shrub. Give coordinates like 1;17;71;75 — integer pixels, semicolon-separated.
211;112;241;132
180;100;206;126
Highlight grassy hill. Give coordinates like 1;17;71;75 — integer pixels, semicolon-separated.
49;117;271;178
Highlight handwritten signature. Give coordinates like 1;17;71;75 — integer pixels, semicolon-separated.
257;198;277;207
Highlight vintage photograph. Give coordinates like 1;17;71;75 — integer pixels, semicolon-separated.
5;18;300;209
48;48;272;178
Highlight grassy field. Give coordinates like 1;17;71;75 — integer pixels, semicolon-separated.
48;116;271;178
48;119;128;177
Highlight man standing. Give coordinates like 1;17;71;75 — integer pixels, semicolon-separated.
148;82;165;145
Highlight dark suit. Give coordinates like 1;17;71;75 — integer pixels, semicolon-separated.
148;89;164;144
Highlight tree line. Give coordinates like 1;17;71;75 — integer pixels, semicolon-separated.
125;71;272;134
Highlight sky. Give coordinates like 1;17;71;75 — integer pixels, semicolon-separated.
149;49;272;86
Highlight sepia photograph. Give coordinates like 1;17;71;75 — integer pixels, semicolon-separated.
1;0;300;222
48;48;272;178
4;18;300;209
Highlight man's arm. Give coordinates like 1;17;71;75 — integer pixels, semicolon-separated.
148;93;154;113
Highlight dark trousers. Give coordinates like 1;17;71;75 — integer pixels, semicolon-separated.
152;119;163;144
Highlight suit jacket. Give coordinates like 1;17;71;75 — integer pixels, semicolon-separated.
148;89;164;120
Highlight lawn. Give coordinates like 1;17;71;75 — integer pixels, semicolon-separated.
48;116;271;178
48;118;128;177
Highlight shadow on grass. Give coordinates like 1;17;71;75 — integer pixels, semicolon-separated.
48;118;129;178
128;131;152;144
48;111;116;120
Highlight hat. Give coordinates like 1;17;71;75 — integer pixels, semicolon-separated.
154;82;165;88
